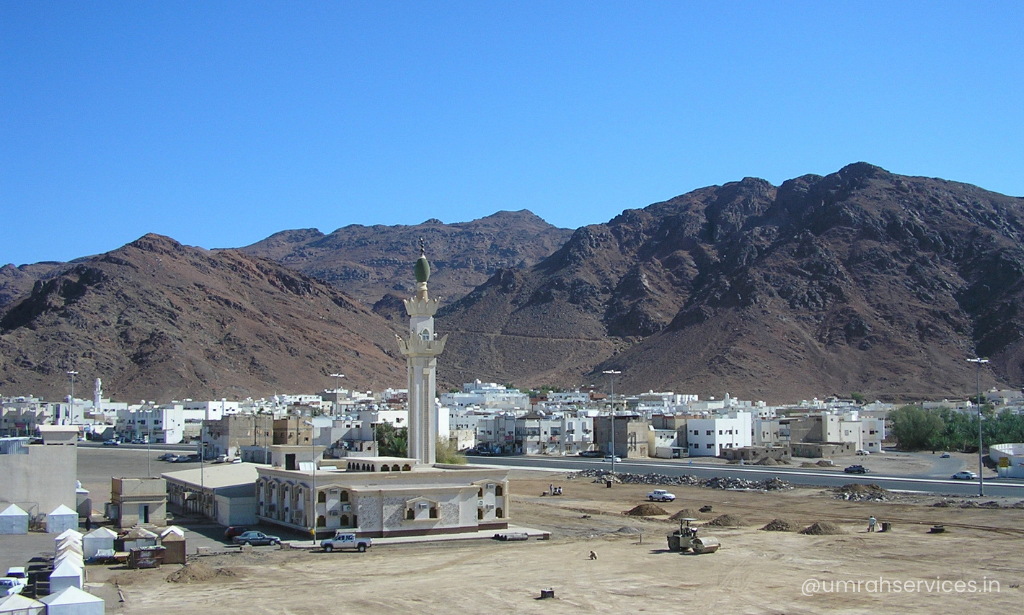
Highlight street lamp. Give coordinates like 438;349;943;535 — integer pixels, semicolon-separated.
66;371;78;425
603;370;621;473
329;373;345;416
967;357;989;496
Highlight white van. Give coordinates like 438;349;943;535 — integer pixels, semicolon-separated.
320;531;371;553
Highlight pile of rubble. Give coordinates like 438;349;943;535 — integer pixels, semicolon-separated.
566;469;792;491
833;483;893;502
932;499;1024;509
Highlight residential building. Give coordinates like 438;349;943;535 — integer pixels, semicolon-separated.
594;414;650;458
685;411;753;457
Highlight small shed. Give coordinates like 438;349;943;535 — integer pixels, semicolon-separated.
49;560;84;594
158;526;187;564
46;505;79;534
120;527;157;551
0;594;45;615
83;527;117;558
0;504;29;535
40;586;105;615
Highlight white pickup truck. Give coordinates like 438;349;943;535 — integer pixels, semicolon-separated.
320;531;372;553
647;489;676;502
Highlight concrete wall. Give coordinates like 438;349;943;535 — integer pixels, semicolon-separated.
0;442;77;517
215;495;257;526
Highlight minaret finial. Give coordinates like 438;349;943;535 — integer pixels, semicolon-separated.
419;237;425;256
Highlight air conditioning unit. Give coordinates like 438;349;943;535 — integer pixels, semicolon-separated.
341;503;351;512
329;510;339;516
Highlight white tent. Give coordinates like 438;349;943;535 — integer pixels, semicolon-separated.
54;551;84;571
0;594;45;614
55;529;83;543
82;527;116;558
55;538;83;556
40;586;104;615
0;504;29;535
45;506;78;534
49;560;83;594
121;527;157;550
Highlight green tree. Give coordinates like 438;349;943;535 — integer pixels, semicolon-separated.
889;405;944;451
374;423;408;457
850;392;865;404
435;438;467;465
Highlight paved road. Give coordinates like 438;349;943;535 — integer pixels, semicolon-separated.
468;456;1024;498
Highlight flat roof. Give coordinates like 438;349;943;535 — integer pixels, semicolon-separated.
162;462;262;490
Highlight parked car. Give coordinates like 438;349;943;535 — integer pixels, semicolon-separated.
844;465;868;474
223;526;249;540
102;439;120;446
579;451;603;458
647;489;676;502
232;531;280;546
320;531;372;553
856;449;870;455
940;452;951;458
951;471;979;480
157;453;177;461
603;455;622;463
0;578;23;597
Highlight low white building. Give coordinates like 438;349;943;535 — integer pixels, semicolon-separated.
255;456;511;538
440;381;530;411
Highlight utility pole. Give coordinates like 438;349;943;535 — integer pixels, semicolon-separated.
603;370;621;473
968;357;989;497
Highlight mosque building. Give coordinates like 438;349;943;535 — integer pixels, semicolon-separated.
254;246;511;538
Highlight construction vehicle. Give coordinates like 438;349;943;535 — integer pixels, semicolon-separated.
667;518;720;554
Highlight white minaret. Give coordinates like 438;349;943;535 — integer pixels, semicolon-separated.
396;243;448;465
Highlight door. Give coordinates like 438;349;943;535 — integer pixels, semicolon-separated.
141;504;150;524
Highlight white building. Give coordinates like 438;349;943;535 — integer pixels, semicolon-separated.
115;406;185;444
685;411;753;457
439;380;529;411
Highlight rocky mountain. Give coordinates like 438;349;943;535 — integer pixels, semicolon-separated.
0;234;406;402
0;262;66;309
239;210;573;308
437;163;1024;402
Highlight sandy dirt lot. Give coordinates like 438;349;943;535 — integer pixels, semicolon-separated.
86;470;1023;615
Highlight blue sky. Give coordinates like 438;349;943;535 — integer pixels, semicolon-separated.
2;2;1021;266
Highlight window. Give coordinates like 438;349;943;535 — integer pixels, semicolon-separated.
706;430;712;436
340;491;349;502
706;443;713;449
318;491;326;504
495;485;503;496
406;509;415;520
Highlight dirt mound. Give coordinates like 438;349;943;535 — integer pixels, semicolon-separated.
624;503;669;516
816;460;835;467
800;462;820;468
761;518;797;532
669;509;703;520
616;526;643;534
166;562;238;584
706;514;744;527
756;457;780;466
799;522;846;535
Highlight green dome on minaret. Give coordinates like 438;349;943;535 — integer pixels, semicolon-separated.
414;241;430;284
